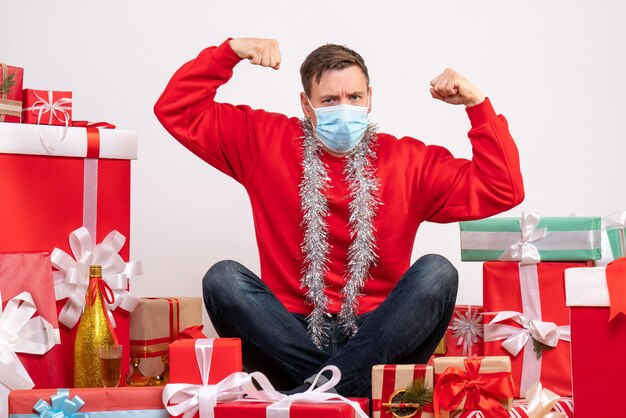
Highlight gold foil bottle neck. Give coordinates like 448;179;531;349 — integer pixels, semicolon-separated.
90;265;102;278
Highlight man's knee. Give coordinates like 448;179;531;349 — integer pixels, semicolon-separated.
422;253;458;286
407;254;458;296
202;259;246;302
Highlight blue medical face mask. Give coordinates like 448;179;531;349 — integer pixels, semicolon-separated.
308;99;369;154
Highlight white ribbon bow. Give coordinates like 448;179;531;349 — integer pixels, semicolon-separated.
498;212;547;264
597;211;626;266
484;311;570;356
243;366;369;418
22;91;72;152
525;382;567;418
51;227;142;328
0;291;58;418
162;339;248;418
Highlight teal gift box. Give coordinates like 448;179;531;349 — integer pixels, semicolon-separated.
460;212;601;263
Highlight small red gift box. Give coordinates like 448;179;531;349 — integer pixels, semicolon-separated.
371;364;434;418
444;305;484;357
0;64;23;123
0;122;138;387
565;260;626;418
169;338;242;384
165;338;242;418
8;387;167;417
482;261;586;398
213;398;370;418
22;89;72;126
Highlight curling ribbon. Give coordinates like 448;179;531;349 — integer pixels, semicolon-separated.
524;382;566;418
433;358;515;418
51;227;142;329
22;90;72;152
498;212;546;264
241;365;369;418
0;291;58;418
605;257;626;320
162;339;247;418
32;389;89;418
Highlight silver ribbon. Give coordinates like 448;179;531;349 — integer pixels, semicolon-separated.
450;305;483;356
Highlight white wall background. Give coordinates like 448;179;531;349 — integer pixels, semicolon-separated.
3;1;625;336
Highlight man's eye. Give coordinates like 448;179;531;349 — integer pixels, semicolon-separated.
351;95;361;101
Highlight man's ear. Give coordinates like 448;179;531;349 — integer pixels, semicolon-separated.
300;92;313;119
367;87;373;113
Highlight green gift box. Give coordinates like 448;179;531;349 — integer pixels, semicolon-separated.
460;212;601;262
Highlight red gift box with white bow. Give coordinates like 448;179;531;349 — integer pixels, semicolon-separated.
22;89;72;127
482;261;587;398
0;122;139;387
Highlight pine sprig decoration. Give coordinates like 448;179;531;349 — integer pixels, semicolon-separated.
0;73;15;95
533;338;555;359
389;377;434;417
402;377;433;406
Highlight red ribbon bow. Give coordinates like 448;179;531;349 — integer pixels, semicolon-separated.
176;324;207;340
606;257;626;321
433;358;515;418
87;277;115;306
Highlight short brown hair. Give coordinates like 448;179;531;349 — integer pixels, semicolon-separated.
300;44;369;97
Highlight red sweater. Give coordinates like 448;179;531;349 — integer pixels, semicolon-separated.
154;39;524;315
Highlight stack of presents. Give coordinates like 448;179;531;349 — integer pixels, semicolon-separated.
2;62;625;418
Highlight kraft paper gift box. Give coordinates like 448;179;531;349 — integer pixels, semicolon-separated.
213;398;370;418
460;212;601;262
0;64;23;122
129;297;203;379
433;356;514;418
21;89;72;126
0;122;139;387
443;305;484;357
482;261;586;398
565;260;626;418
8;387;168;418
371;364;434;418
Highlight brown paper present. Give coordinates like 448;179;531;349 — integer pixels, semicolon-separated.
128;297;203;383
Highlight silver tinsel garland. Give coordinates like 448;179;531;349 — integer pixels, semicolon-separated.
299;119;381;348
